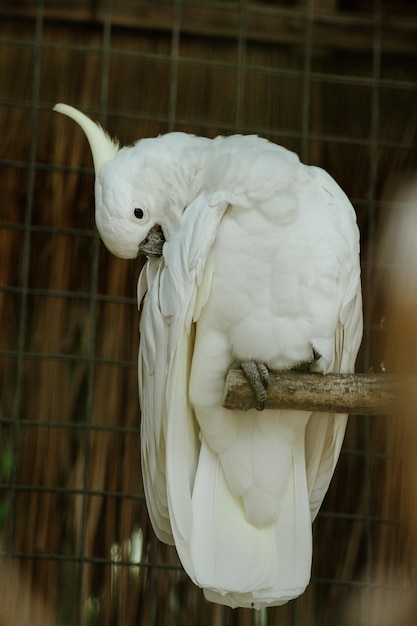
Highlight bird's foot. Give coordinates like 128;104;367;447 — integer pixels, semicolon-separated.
239;360;269;411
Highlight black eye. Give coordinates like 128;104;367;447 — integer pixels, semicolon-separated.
133;207;144;219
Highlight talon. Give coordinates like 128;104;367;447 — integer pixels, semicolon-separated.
240;360;269;411
312;347;321;361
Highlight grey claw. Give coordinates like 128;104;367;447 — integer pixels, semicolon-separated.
240;360;269;411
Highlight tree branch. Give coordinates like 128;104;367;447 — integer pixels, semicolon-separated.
223;367;409;415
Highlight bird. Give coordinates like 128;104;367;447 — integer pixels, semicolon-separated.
54;103;363;609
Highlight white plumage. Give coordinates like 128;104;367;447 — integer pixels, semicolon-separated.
54;104;363;609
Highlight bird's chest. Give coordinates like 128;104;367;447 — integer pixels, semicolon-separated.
208;212;275;307
196;204;341;366
202;208;310;328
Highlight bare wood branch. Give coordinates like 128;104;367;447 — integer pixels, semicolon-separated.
223;367;410;415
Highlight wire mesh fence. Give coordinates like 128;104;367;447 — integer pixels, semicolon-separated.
1;0;417;624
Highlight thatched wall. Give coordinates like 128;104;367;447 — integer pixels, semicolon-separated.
1;1;417;624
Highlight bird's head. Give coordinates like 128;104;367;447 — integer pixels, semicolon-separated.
54;103;168;259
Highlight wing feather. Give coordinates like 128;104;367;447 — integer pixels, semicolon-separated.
138;259;173;543
138;192;229;570
304;169;363;520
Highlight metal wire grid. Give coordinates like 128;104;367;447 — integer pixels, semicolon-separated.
1;0;417;624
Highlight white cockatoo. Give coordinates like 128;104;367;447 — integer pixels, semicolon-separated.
54;103;362;609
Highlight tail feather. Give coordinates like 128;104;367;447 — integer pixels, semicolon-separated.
188;428;312;609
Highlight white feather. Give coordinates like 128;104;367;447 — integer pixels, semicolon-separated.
136;135;362;608
55;105;362;610
138;191;230;576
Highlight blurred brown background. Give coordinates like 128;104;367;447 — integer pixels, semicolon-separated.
1;1;417;624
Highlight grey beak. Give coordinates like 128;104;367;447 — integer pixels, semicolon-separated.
138;225;165;258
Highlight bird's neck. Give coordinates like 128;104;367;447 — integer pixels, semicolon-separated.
161;135;212;241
